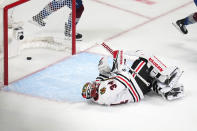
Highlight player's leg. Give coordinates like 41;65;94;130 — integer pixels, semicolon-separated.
175;12;197;34
65;0;84;40
174;1;197;34
195;0;197;6
32;0;67;27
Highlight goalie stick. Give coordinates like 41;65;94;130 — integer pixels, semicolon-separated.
100;42;150;86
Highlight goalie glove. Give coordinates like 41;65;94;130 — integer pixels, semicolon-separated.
98;57;111;74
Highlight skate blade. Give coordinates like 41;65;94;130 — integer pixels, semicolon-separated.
76;38;83;41
172;22;185;34
64;37;83;41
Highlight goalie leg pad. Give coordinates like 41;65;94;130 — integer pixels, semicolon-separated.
153;82;184;100
167;67;183;89
149;65;183;87
153;67;183;94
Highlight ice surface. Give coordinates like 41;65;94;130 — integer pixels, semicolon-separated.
3;53;102;102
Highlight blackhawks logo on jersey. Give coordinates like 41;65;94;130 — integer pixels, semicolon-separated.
100;87;106;95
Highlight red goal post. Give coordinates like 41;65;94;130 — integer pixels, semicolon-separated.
0;0;29;86
0;0;76;86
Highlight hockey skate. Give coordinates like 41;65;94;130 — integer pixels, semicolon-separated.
76;33;83;40
29;16;46;27
65;23;83;41
64;32;83;41
172;20;188;34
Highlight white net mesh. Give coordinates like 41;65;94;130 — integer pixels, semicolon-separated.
21;36;72;53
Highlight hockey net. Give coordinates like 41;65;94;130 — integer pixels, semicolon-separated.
0;0;76;86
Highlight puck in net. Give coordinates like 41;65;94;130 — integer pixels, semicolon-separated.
26;57;32;60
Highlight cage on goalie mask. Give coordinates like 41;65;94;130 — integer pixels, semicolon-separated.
82;82;94;99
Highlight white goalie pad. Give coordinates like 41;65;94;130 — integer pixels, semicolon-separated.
124;50;183;84
112;50;127;72
149;65;179;83
125;51;180;87
157;82;184;100
154;67;183;94
147;58;184;88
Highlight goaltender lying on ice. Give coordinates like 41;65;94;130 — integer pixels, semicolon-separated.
82;43;184;106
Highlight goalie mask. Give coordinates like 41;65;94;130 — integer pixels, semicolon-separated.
82;82;96;99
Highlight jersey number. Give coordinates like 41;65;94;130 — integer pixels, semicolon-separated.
108;81;117;90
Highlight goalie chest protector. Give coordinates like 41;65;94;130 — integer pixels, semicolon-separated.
130;58;154;94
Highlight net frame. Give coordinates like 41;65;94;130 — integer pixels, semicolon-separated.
72;0;76;55
1;0;29;85
0;0;76;86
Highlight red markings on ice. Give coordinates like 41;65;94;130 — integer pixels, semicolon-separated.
134;0;156;5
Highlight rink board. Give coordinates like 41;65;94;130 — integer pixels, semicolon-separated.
3;52;111;102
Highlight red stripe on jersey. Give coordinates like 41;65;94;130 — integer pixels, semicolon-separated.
132;61;145;78
116;76;139;102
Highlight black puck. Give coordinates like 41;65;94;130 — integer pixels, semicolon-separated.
26;57;32;60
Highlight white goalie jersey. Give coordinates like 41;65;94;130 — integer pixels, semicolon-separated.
92;71;144;105
82;47;184;106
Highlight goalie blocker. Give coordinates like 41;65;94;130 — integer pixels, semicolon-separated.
82;45;184;105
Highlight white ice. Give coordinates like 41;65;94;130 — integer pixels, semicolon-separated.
1;0;197;131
